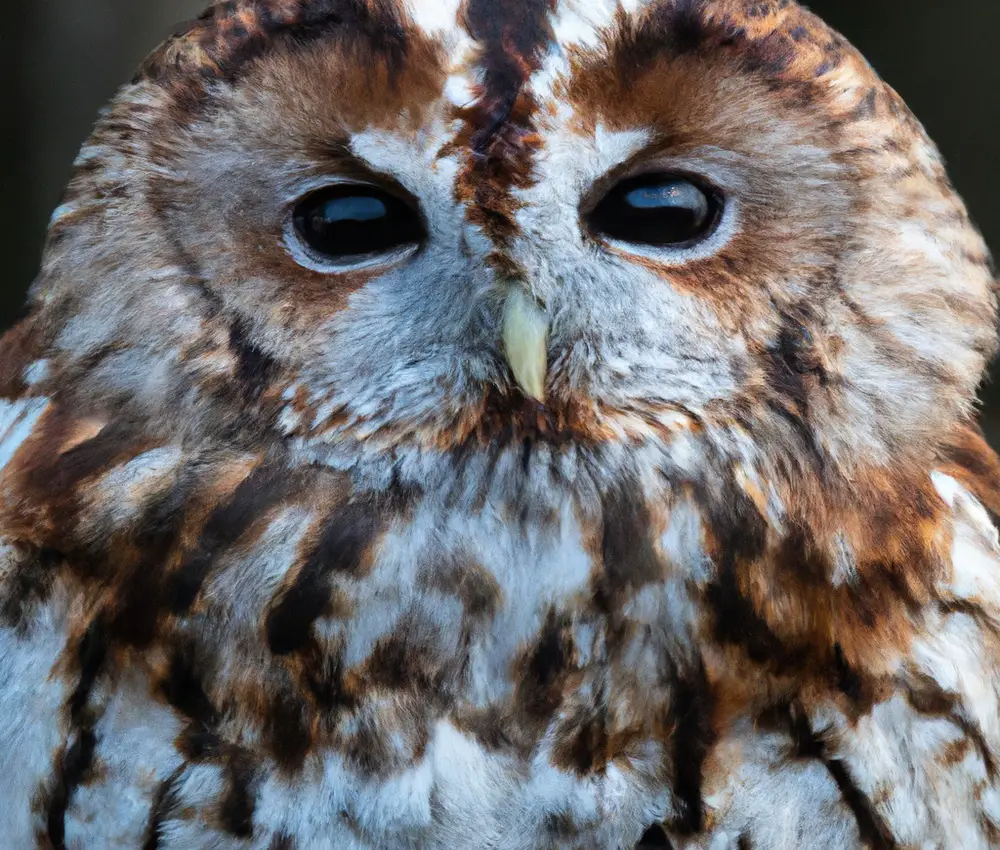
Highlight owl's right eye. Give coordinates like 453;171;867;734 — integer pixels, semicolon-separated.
289;185;425;268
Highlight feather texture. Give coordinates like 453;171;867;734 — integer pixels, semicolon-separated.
0;1;997;847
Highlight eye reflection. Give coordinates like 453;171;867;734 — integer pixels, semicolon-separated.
291;185;425;264
588;174;722;248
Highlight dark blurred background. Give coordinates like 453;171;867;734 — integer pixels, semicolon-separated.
2;1;998;435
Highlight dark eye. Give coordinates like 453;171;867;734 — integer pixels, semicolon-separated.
291;185;424;264
588;174;722;248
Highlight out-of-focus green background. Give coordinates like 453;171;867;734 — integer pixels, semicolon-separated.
2;1;998;436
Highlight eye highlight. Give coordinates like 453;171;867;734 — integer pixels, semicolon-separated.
290;184;425;267
587;174;723;249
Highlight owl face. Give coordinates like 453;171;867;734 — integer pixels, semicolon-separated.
36;0;996;483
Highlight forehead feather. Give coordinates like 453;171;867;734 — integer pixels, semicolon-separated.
137;0;408;90
138;0;871;96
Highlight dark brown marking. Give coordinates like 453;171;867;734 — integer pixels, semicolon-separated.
229;317;278;402
700;472;817;676
263;690;312;773
596;484;663;608
833;642;865;704
43;617;109;846
649;0;711;56
341;712;397;778
620;0;797;82
67;618;108;725
266;496;385;655
514;608;575;722
453;0;556;287
16;419;157;556
167;464;299;613
824;759;895;850
426;555;502;626
637;824;673;848
177;724;224;762
105;483;191;647
460;0;557;153
297;635;356;714
905;673;997;780
706;554;805;669
45;729;97;850
141;766;184;850
552;707;608;776
549;688;648;779
784;705;896;849
158;640;219;730
699;473;769;567
268;834;295;850
0;546;59;631
364;630;443;694
546;810;581;838
762;311;827;460
40;622;105;843
219;749;257;838
665;667;713;835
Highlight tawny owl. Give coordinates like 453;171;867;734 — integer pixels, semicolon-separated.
1;0;998;847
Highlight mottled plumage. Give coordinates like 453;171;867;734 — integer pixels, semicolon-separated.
1;1;998;847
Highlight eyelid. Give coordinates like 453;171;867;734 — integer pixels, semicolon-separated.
283;220;421;273
579;145;752;214
283;174;408;209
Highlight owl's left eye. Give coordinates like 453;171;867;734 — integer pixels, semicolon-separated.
289;184;425;268
587;173;722;249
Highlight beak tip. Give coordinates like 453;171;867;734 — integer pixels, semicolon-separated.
502;287;550;405
522;377;547;404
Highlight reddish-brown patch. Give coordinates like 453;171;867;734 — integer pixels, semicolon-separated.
937;423;1000;523
138;0;408;100
0;314;46;399
550;704;646;776
433;386;642;452
0;406;161;557
700;448;962;728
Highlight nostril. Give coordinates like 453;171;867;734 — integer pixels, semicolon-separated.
636;824;672;848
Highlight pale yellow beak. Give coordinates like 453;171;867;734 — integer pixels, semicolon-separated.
501;287;549;402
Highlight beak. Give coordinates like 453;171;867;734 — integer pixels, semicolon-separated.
502;286;549;402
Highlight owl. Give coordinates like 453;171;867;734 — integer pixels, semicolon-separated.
1;0;998;848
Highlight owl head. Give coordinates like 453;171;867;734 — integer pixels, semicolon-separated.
17;0;996;491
